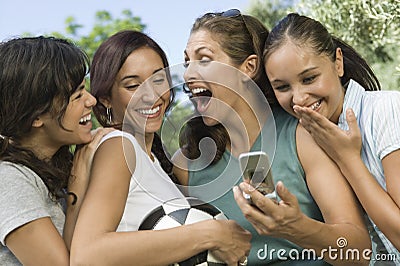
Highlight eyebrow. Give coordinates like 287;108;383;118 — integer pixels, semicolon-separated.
270;66;319;84
298;66;318;76
121;68;164;82
184;46;214;57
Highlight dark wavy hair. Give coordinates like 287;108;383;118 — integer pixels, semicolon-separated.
264;13;380;91
0;36;90;199
90;30;179;184
180;11;272;164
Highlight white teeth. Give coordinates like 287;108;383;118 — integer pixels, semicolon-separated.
310;100;321;110
138;105;160;115
79;114;91;123
192;88;207;94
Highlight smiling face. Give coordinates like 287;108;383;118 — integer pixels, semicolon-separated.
103;47;170;135
184;29;247;126
265;41;345;123
63;81;97;143
36;79;97;154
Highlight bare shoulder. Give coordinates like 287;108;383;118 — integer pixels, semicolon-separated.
295;124;330;171
92;135;136;180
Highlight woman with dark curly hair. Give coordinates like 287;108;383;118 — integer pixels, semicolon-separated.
0;36;111;265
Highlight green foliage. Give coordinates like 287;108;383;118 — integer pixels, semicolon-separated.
161;96;194;154
56;10;145;59
296;0;400;90
46;10;146;129
248;0;400;90
246;0;294;30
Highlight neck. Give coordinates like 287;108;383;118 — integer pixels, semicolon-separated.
20;133;60;161
331;86;346;124
134;132;155;161
226;94;268;157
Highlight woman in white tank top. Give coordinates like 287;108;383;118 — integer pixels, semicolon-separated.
70;30;252;265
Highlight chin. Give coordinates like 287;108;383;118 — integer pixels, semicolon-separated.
145;125;162;134
202;116;219;127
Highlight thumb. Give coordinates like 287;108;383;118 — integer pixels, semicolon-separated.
276;181;297;205
346;108;360;137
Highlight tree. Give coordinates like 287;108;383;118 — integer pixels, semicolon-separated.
297;0;400;90
248;0;400;90
50;10;145;59
49;10;188;153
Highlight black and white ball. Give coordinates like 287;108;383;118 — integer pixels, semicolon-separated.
139;197;228;266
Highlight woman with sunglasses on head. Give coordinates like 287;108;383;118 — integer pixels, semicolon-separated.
263;13;400;263
176;9;370;265
70;30;251;266
0;36;111;265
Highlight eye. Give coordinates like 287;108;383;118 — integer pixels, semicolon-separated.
274;84;290;92
303;75;317;84
126;84;140;91
199;57;211;65
153;78;166;85
183;60;190;68
71;89;84;101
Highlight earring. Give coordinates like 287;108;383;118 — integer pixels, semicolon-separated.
106;107;112;125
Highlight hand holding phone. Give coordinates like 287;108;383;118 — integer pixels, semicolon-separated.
238;151;276;201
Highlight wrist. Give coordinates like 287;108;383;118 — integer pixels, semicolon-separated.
67;191;78;206
337;154;362;173
188;220;219;252
286;213;317;241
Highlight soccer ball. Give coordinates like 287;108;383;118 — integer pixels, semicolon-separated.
139;197;228;266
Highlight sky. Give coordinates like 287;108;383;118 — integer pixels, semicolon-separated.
0;0;252;65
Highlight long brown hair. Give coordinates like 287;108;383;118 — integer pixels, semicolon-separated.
180;11;272;164
90;30;179;183
0;36;90;199
264;13;380;91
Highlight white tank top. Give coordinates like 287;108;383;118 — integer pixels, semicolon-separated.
99;130;184;231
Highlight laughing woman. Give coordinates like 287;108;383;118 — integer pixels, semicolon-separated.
0;36;110;265
70;30;251;266
176;10;371;265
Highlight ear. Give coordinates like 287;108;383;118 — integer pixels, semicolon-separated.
335;48;344;77
99;97;111;109
240;54;258;80
32;117;44;128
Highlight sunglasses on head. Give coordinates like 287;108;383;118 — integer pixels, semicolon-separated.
220;9;252;44
221;8;242;17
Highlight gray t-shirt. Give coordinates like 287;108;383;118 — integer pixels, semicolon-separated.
0;161;65;265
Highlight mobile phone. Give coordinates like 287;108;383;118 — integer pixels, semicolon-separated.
238;151;276;202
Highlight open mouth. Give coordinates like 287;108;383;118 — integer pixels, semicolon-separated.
309;99;322;111
191;87;212;112
79;113;92;125
137;105;161;117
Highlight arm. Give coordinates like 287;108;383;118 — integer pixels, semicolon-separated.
295;106;400;249
6;218;69;266
63;127;115;250
0;165;69;265
296;124;370;264
70;137;251;266
234;125;370;265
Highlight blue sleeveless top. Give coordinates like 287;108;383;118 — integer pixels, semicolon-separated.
188;106;327;265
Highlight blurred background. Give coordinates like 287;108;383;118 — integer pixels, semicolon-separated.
1;0;398;89
1;0;399;152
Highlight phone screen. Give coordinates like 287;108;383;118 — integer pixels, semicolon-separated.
239;151;276;199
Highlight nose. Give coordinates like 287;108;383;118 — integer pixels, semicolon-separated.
291;86;308;106
183;61;200;83
85;90;97;107
139;81;161;105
